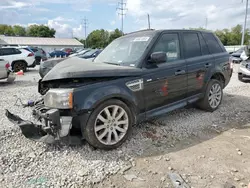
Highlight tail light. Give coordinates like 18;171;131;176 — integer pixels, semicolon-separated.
28;53;34;57
5;62;10;69
229;57;233;69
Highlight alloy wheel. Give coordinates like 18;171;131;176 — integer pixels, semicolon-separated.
208;83;222;109
94;105;129;145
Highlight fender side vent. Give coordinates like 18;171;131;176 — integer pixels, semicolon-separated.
126;79;144;92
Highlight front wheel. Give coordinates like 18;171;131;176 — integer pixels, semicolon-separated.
197;79;223;112
83;99;133;150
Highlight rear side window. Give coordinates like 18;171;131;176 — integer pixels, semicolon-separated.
13;49;21;54
202;33;223;54
31;48;38;52
198;33;209;55
183;33;201;58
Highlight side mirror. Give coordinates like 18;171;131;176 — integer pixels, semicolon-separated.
150;52;167;63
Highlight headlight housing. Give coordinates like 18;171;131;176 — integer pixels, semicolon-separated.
44;88;73;109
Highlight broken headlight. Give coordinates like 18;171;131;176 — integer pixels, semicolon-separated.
44;88;73;109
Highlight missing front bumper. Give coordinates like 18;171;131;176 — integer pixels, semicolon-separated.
5;108;72;144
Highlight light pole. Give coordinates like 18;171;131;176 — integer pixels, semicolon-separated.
241;0;249;46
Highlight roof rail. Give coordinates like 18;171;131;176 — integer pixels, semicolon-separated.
125;29;155;35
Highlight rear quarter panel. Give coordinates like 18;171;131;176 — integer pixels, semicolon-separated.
212;52;232;87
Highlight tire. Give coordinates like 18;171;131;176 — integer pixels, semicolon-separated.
197;79;223;112
13;61;27;72
83;99;134;150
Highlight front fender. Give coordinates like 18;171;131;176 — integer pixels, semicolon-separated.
73;84;139;112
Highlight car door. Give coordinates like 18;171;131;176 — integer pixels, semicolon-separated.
181;31;214;97
143;32;188;117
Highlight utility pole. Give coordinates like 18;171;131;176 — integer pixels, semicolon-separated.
147;14;151;29
82;17;88;48
241;0;249;46
117;0;127;34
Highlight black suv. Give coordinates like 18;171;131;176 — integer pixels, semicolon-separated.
6;29;233;150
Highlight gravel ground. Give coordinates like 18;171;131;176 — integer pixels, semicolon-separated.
0;65;250;188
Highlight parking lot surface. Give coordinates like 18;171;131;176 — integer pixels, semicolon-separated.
0;65;250;188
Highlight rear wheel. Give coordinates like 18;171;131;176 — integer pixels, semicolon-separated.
13;61;27;72
197;79;223;112
83;99;133;150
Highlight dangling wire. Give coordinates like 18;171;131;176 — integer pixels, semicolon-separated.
13;95;25;107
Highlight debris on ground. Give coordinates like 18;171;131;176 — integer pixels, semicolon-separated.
168;173;190;188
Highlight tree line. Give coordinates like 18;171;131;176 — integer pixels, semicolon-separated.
0;24;56;38
190;24;250;46
76;28;123;49
1;23;248;48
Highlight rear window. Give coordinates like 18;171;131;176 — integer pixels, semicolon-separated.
202;33;224;54
183;33;201;58
31;48;38;52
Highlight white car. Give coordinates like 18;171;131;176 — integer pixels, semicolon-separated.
0;47;36;72
0;59;15;82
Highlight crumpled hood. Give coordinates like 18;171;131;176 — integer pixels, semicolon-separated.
42;57;142;81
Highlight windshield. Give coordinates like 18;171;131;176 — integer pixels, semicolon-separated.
93;35;153;66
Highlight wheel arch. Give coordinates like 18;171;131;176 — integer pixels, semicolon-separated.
210;72;225;88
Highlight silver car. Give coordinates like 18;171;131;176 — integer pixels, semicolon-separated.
238;60;250;82
0;59;16;82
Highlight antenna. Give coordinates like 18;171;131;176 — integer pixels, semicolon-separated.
241;0;249;45
81;17;88;47
117;0;127;34
148;14;151;29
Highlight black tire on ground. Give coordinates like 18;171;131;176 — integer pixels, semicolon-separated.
197;79;223;112
83;99;134;150
13;61;27;72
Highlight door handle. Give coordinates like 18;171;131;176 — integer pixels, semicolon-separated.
175;70;186;76
205;63;212;68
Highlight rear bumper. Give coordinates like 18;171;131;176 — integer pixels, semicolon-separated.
5;104;73;144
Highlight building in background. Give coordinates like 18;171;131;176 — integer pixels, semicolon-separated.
0;35;83;53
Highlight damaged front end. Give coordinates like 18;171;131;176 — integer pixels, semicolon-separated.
5;99;72;144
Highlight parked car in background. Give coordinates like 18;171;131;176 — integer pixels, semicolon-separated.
61;48;73;54
0;47;36;72
39;57;66;78
78;49;102;59
6;29;233;150
30;47;48;64
238;46;250;82
18;46;48;65
230;47;244;64
0;59;15;82
69;48;91;57
49;50;69;58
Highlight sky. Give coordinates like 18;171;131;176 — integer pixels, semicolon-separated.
0;0;249;39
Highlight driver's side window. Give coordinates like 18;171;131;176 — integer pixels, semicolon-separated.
152;33;181;63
